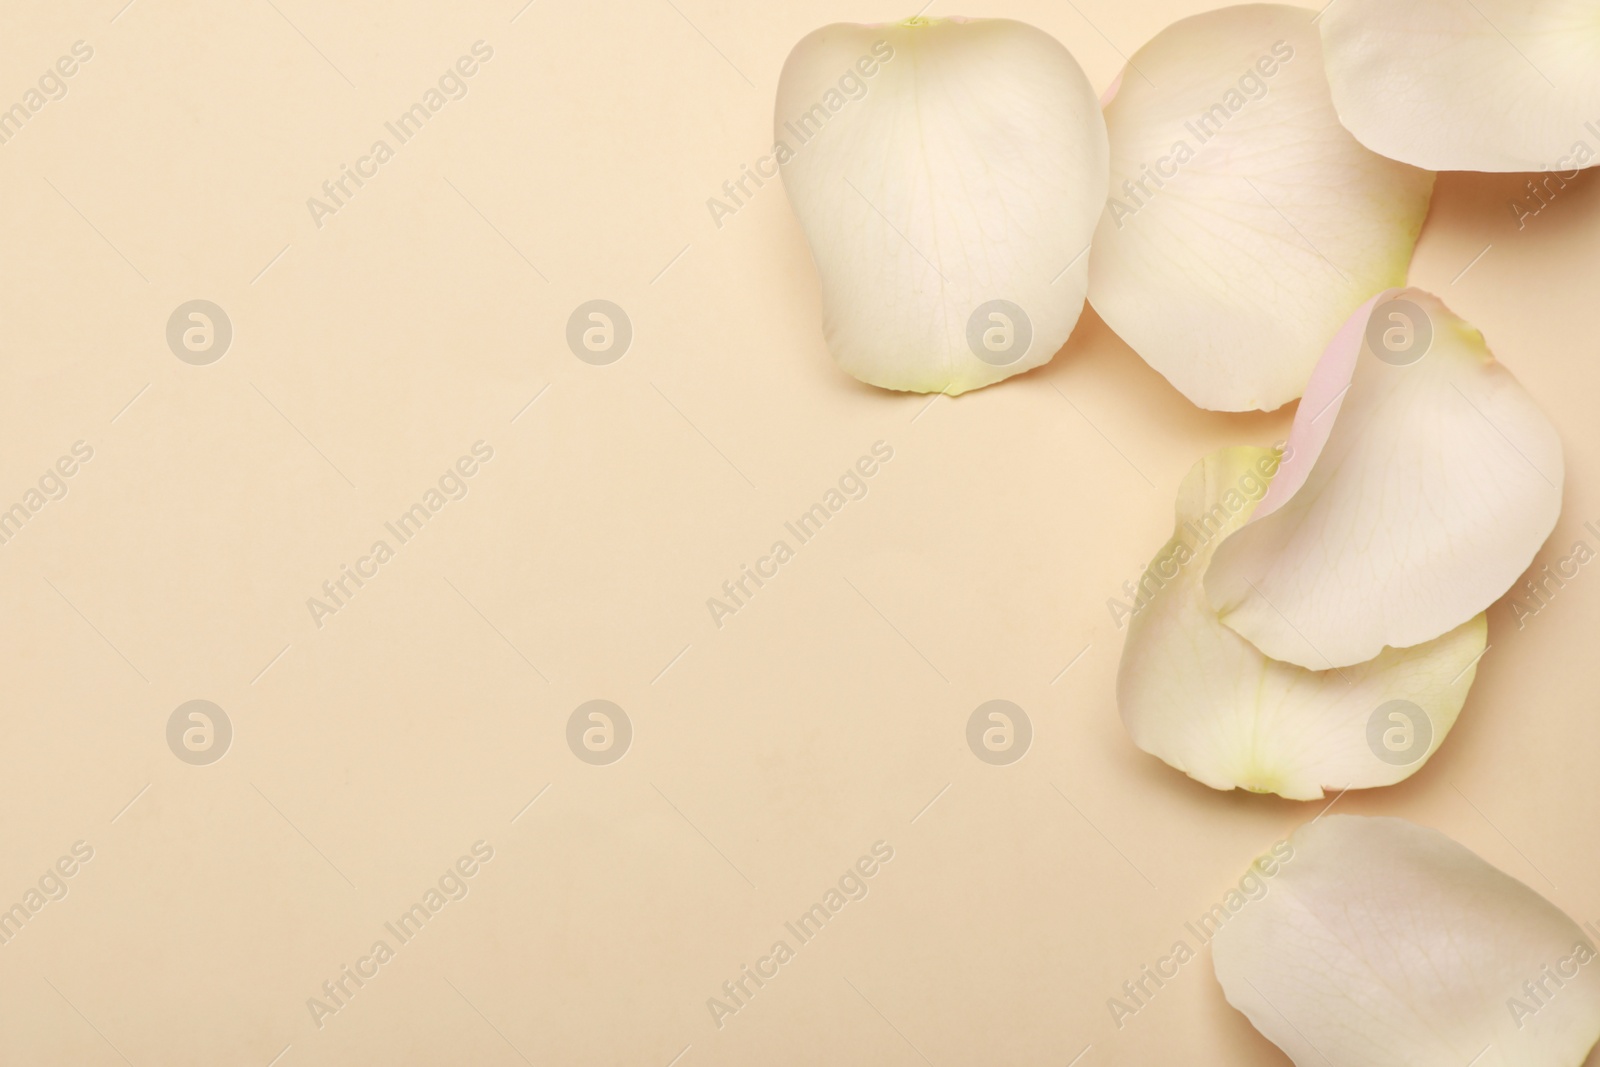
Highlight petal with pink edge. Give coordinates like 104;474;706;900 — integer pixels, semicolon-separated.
1119;446;1485;800
1206;288;1563;669
1214;815;1600;1067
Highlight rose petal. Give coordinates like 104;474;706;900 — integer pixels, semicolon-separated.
776;17;1107;394
1119;446;1485;800
1205;287;1563;670
1320;0;1600;173
1088;4;1434;411
1213;815;1600;1066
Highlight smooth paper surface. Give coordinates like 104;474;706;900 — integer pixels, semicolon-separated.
0;1;1596;1064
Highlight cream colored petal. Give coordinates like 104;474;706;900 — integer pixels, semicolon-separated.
1320;0;1600;173
1118;446;1484;800
1213;816;1600;1066
1088;4;1433;411
775;17;1107;394
1206;288;1563;670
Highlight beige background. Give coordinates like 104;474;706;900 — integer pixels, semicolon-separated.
0;0;1596;1064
